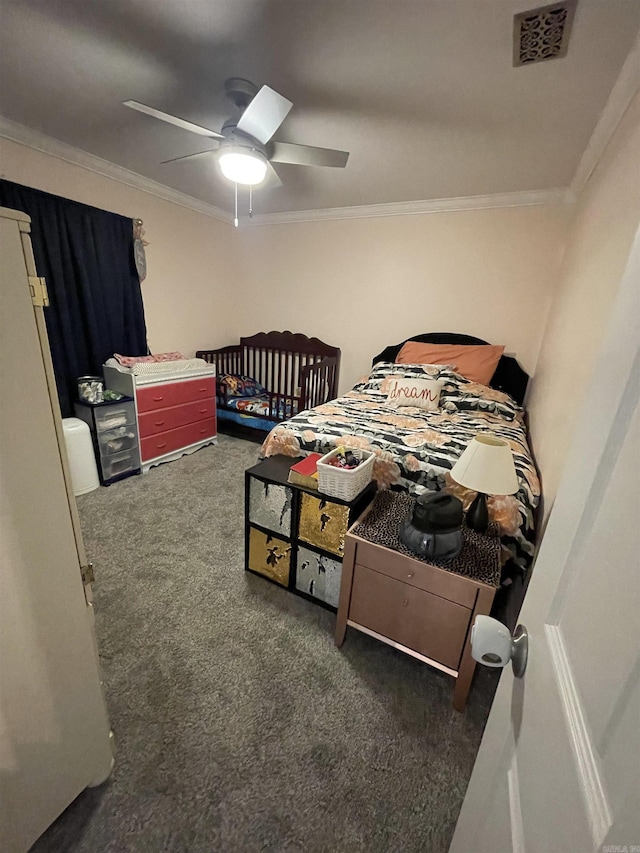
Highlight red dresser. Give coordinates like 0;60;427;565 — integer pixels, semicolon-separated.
103;367;217;473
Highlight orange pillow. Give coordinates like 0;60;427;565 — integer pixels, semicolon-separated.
396;341;504;385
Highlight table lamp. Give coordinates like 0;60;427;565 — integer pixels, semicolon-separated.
450;434;519;533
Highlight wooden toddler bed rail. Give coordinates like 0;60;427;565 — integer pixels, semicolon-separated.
196;331;341;442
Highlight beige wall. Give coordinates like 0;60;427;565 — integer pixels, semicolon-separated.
526;90;640;515
0;137;238;357
1;137;570;396
235;205;570;393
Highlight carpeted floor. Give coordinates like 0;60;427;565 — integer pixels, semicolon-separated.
32;435;498;853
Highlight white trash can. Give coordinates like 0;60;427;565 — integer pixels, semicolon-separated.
62;417;100;495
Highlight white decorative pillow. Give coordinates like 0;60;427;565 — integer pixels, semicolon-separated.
352;362;458;396
386;378;442;411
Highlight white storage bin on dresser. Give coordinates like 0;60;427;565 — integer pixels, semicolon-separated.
103;365;217;473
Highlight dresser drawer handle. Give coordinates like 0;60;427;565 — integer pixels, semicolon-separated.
154;421;165;426
156;442;167;449
197;387;207;393
199;408;208;413
407;571;414;579
152;396;164;402
402;599;409;608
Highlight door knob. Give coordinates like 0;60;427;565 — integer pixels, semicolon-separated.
470;615;528;678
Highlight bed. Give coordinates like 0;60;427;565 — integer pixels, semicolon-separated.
261;333;540;571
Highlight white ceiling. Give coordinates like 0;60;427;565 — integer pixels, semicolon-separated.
0;0;638;218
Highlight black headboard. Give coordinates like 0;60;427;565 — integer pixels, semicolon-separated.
373;333;529;405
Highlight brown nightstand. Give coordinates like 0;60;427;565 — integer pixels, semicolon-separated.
335;491;501;711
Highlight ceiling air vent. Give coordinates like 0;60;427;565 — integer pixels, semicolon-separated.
513;0;577;67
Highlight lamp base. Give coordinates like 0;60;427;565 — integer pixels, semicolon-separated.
466;492;489;533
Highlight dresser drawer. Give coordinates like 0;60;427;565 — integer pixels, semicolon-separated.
138;398;217;438
353;538;478;609
140;417;217;461
136;377;216;413
349;564;471;670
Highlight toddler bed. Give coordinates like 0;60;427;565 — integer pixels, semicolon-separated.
261;333;540;570
197;331;340;442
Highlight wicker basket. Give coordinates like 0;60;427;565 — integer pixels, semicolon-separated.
317;447;375;501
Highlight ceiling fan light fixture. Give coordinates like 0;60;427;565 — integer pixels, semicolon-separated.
218;147;268;186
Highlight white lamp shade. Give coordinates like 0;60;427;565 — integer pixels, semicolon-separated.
219;147;268;185
450;434;519;495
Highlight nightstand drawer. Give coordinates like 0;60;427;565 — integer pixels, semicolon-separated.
353;539;478;609
138;398;217;437
350;564;471;670
136;377;216;413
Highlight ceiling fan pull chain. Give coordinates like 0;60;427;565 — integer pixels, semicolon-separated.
234;182;239;228
249;185;253;219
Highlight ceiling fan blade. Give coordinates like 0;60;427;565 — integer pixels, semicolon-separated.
160;147;220;165
123;100;225;139
262;160;283;189
269;141;349;168
236;85;292;145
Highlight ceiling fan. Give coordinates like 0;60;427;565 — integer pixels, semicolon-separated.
123;78;349;191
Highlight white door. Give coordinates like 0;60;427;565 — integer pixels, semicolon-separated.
450;227;640;853
0;210;113;853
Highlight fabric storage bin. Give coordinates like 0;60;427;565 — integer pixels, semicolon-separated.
247;527;291;587
317;448;375;501
296;545;342;608
298;493;350;557
248;478;293;537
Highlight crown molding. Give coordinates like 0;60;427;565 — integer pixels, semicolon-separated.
0;115;571;228
0;116;233;224
570;34;640;198
244;188;570;226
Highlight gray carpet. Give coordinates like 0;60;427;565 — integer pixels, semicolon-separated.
32;435;498;853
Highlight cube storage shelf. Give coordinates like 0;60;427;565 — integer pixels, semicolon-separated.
245;455;376;611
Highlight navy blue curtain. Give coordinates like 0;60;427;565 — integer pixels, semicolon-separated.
0;180;148;416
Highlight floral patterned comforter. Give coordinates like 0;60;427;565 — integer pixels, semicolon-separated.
261;362;540;570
